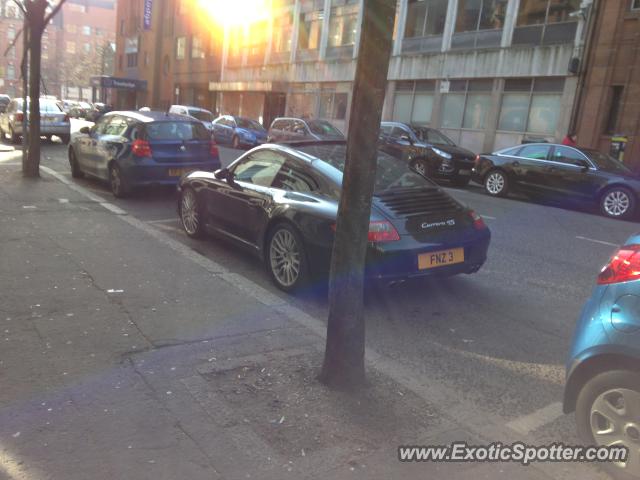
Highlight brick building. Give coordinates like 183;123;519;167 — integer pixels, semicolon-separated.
0;0;115;100
572;0;640;170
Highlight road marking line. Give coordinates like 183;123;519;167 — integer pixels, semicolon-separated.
147;218;178;224
576;236;618;247
481;214;496;220
505;402;563;435
151;222;182;234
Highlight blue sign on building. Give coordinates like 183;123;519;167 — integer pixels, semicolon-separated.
143;0;153;30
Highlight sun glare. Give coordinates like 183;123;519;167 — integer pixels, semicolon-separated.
198;0;272;27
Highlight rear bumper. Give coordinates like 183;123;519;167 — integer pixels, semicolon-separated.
120;159;221;187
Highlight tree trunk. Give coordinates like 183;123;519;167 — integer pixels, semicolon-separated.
21;19;29;173
319;0;396;389
23;0;49;178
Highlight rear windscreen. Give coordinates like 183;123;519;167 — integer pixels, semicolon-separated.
146;122;210;141
188;110;214;122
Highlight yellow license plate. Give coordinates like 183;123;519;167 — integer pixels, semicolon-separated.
418;247;464;270
168;168;191;177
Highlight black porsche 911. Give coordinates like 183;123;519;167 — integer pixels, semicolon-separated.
472;143;640;220
177;141;491;292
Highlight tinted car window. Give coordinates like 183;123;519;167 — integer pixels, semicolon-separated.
307;120;342;137
519;145;551;160
188;110;214;122
93;115;112;135
272;161;319;192
291;120;307;134
410;127;455;145
232;150;286;187
146;121;209;140
295;144;433;194
380;125;393;135
552;146;588;166
498;146;522;156
582;149;632;174
391;127;410;139
271;119;288;131
103;117;129;136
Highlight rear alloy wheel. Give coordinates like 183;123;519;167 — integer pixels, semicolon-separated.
109;163;130;198
601;187;636;220
267;223;308;292
68;149;84;179
232;135;240;149
576;370;640;479
180;188;205;238
484;170;509;197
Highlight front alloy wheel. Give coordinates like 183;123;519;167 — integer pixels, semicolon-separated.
577;370;640;478
180;188;204;238
267;224;308;292
601;188;635;219
485;170;508;197
109;164;130;198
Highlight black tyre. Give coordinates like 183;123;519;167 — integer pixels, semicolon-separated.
232;135;240;149
179;187;205;239
10;127;20;145
484;169;509;197
600;187;636;220
108;163;130;198
576;370;640;479
59;134;71;145
69;148;84;179
451;175;471;187
266;223;309;293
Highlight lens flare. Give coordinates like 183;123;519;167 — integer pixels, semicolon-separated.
197;0;271;26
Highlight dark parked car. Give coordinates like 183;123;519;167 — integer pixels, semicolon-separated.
267;117;345;143
212;115;267;148
69;101;93;119
68;111;221;197
177;141;490;292
472;143;640;219
85;103;113;122
379;122;476;187
564;233;640;478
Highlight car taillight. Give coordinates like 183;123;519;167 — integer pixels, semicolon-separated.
132;139;152;157
15;113;23;122
598;245;640;285
469;210;486;230
368;220;400;242
210;140;219;157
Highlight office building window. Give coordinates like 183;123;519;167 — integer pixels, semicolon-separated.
440;79;493;130
328;12;357;47
7;65;15;80
404;0;447;38
513;0;580;45
176;36;186;60
298;11;322;50
392;81;436;124
455;0;508;32
605;86;624;134
318;90;348;120
191;35;205;59
273;14;293;53
84;43;91;54
66;41;76;54
632;0;640;10
498;78;565;135
287;92;316;118
82;25;91;35
126;52;138;67
7;25;15;39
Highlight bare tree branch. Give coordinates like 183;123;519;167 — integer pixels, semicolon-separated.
12;0;27;15
4;27;24;56
43;0;67;25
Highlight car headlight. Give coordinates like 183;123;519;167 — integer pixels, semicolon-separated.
432;147;452;159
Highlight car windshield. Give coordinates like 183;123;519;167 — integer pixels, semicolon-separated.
582;149;632;174
307;120;344;137
188;109;214;122
146;121;210;141
16;99;62;113
410;126;455;145
295;144;433;193
236;118;265;131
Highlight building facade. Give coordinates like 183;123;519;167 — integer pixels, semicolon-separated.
115;0;598;155
572;0;640;170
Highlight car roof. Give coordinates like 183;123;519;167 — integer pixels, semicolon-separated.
171;105;211;113
105;111;197;123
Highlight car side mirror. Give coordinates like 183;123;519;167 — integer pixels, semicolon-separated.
215;168;232;181
79;126;91;134
399;134;413;144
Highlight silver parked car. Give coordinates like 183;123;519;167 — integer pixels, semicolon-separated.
168;105;215;134
0;98;71;144
267;117;344;143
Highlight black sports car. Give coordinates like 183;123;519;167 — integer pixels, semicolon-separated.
379;122;476;186
472;143;640;219
177;141;491;292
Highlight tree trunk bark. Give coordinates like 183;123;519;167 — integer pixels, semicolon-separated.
21;19;29;174
319;0;396;389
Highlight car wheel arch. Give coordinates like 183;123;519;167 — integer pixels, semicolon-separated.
564;353;640;414
598;183;637;203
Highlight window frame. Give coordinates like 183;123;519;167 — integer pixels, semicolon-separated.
176;36;186;60
230;150;288;188
440;79;493;130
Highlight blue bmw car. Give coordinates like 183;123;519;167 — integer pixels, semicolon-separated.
69;111;221;197
564;234;640;477
212;115;268;149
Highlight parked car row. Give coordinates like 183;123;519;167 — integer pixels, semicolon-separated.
0;97;70;144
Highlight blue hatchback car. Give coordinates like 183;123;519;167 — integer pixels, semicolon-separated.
69;111;221;197
211;115;268;149
564;234;640;477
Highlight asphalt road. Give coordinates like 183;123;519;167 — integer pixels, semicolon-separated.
34;121;640;450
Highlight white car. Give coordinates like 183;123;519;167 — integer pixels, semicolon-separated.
0;98;71;144
168;105;215;133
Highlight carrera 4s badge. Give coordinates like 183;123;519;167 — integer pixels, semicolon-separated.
421;219;456;229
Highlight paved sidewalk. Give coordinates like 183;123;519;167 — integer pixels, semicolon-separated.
0;160;607;480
